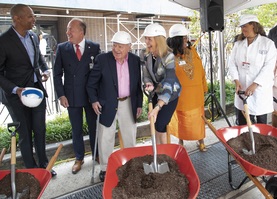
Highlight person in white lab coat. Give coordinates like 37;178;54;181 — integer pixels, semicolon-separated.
228;14;277;125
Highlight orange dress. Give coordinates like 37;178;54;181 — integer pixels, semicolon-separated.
167;47;208;140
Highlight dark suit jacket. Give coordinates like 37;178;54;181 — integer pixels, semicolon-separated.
268;25;277;48
53;40;100;107
87;51;143;127
0;27;48;98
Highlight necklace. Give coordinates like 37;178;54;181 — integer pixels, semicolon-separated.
176;49;194;80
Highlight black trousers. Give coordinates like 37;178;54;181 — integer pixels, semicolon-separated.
237;110;267;125
8;94;48;168
68;104;98;160
152;95;178;132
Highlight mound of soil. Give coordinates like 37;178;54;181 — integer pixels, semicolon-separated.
112;154;189;199
0;172;41;199
227;132;277;171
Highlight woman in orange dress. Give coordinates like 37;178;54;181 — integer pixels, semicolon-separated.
167;24;208;151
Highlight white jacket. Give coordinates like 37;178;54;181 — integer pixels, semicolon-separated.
228;34;277;115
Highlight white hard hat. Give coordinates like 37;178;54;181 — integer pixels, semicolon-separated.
111;31;132;44
169;24;190;38
239;14;259;27
142;23;166;37
21;87;44;108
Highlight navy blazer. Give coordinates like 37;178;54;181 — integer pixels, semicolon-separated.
53;40;100;107
0;27;49;97
87;51;143;127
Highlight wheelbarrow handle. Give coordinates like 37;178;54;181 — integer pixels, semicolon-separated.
0;148;6;166
46;144;63;171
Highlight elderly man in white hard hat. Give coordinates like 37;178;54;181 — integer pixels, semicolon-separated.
229;14;276;125
87;31;143;182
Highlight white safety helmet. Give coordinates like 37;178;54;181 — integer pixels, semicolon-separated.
142;23;166;37
239;14;259;27
169;24;190;38
111;31;132;44
21;87;44;108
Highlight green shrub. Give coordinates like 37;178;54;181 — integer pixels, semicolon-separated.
205;80;235;105
0;125;12;152
137;95;149;123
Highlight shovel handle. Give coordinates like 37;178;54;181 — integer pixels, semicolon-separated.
148;103;156;136
46;144;63;171
11;136;16;165
243;104;252;127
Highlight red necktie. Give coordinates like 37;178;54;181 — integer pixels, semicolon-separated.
75;44;82;61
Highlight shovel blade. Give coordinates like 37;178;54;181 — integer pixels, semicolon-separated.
143;162;170;174
242;148;255;155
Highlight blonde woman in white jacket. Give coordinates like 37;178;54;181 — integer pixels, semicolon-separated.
229;14;277;125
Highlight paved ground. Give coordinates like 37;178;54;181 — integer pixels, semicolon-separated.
40;114;271;199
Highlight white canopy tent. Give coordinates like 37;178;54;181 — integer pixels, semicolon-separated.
170;0;277;14
170;0;277;121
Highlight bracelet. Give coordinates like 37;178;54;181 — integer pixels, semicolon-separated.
155;104;162;111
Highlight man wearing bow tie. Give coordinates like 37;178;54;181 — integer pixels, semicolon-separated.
53;18;101;174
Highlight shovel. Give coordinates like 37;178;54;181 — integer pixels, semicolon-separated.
238;91;255;155
1;122;31;199
143;91;169;174
0;123;63;199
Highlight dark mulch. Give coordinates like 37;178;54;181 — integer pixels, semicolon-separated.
0;172;41;199
112;154;189;199
227;132;277;172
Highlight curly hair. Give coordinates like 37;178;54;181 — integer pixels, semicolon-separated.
166;36;191;56
237;22;266;41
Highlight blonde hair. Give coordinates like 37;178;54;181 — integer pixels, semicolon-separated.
145;35;170;57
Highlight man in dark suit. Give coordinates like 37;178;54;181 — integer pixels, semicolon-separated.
268;24;277;48
0;4;56;176
53;18;101;174
87;31;143;182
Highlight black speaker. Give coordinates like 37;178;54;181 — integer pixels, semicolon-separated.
200;0;224;32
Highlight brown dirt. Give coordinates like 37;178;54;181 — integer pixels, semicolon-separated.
0;172;41;199
227;132;277;172
112;154;189;199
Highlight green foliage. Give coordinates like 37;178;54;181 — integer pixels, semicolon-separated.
205;80;235;105
137;95;149;123
0;125;12;153
45;113;72;143
242;3;277;28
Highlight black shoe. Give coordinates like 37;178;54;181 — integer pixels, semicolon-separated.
99;170;106;182
51;169;57;177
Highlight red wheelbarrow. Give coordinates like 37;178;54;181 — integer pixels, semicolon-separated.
203;116;277;199
102;143;200;199
0;144;62;199
0;122;63;199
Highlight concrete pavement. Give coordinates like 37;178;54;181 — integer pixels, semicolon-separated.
40;114;268;199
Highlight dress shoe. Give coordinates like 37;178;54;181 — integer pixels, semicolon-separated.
99;170;106;182
72;160;84;174
51;169;57;177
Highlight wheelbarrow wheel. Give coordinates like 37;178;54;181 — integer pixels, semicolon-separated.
265;176;277;198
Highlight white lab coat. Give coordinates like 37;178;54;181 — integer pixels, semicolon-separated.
228;34;277;115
